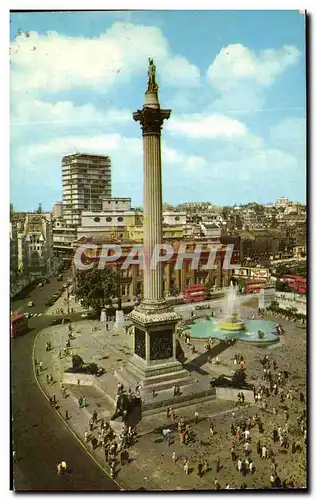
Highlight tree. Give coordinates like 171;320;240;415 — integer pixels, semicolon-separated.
10;203;14;221
222;206;230;219
73;267;118;316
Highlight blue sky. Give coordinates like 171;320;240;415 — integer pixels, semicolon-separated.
10;10;306;211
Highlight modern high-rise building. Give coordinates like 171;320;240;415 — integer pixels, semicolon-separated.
62;153;111;227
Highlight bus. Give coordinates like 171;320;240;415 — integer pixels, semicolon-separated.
281;275;306;294
11;313;28;339
183;284;206;303
245;279;266;294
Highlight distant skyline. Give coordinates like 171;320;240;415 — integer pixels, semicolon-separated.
10;10;306;211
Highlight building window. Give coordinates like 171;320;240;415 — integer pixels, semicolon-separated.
117;216;123;222
106;217;112;222
94;217;100;222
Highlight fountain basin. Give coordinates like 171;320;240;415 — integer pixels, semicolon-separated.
217;320;246;331
188;318;279;346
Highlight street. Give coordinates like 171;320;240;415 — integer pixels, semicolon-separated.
10;276;119;491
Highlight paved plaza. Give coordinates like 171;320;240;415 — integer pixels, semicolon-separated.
33;297;307;491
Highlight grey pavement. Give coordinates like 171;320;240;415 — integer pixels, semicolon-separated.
33;299;307;490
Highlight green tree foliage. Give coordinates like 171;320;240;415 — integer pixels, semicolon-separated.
73;267;118;315
10;203;14;220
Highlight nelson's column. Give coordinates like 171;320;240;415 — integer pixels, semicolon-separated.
126;58;188;385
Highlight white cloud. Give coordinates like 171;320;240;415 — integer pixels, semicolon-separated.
11;98;131;127
163;146;206;171
10;22;200;95
23;133;142;161
207;43;300;91
185;156;207;171
165;112;248;140
162;56;200;88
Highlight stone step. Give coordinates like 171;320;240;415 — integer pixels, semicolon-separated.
139;392;217;420
119;364;191;391
141;386;217;415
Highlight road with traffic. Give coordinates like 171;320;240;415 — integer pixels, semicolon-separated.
11;272;119;491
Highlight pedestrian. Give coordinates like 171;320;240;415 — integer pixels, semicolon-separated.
197;459;203;477
194;410;199;424
216;457;220;473
110;462;116;479
89;418;93;432
61;460;67;475
209;423;214;437
84;430;89;442
202;460;208;476
57;462;61;475
65;410;69;420
172;451;176;464
92;410;98;423
261;445;267;459
78;397;82;408
231;445;236;461
249;460;254;474
49;374;54;384
183;458;189;475
39;361;43;371
120;449;125;466
100;418;105;430
270;473;276;488
256;440;261;456
237;458;242;473
214;479;220;490
273;427;278;443
244;441;250;456
53;394;56;404
81;396;86;408
46;374;50;385
170;408;176;422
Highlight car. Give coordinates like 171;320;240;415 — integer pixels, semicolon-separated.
50;317;71;325
49;318;63;326
28;301;34;307
37;282;43;288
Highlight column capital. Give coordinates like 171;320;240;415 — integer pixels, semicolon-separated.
133;107;171;136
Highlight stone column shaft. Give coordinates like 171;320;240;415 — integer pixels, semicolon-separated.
143;134;163;301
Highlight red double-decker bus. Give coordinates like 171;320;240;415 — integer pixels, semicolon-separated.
281;275;307;294
11;313;28;339
183;284;206;303
245;279;266;294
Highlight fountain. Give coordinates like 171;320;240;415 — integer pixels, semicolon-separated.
187;282;279;346
218;282;245;331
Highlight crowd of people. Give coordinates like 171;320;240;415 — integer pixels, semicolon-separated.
84;410;137;479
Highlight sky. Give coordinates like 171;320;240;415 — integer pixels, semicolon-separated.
10;10;306;211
